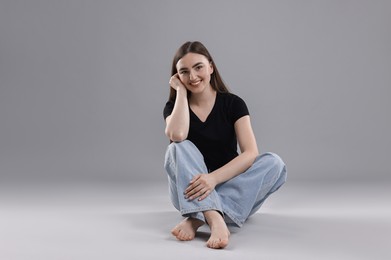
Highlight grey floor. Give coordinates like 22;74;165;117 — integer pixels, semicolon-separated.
0;180;390;260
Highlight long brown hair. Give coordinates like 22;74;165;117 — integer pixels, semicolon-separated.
168;41;230;102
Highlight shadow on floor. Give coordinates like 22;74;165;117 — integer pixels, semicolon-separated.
116;209;389;258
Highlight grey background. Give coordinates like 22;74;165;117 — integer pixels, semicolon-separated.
1;1;390;259
1;0;390;183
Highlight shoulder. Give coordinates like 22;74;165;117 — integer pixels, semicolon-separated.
218;92;249;122
218;92;246;104
218;92;247;109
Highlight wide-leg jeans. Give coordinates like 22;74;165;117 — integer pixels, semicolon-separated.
164;140;287;227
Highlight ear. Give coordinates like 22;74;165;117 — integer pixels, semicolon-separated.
209;61;214;74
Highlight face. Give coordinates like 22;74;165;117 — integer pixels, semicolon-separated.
176;53;214;94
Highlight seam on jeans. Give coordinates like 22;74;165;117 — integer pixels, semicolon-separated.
223;209;243;227
180;206;222;216
220;195;246;227
187;212;206;223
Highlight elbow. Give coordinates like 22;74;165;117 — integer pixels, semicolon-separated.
245;150;259;164
170;134;187;142
252;149;260;161
165;128;188;142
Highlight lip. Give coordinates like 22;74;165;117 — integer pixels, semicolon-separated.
189;80;202;86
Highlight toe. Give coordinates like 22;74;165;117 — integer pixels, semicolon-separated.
219;238;228;249
178;230;191;241
178;230;186;240
207;238;228;249
171;228;179;237
207;239;216;249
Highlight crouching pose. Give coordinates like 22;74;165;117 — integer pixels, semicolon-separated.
163;41;287;249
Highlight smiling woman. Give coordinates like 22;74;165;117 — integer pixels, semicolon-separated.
162;41;287;249
177;55;213;93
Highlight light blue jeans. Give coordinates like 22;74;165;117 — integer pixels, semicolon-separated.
164;140;287;227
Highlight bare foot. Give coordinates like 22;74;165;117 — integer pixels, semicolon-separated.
203;210;230;249
171;217;204;241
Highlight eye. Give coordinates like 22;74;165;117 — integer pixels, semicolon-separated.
179;71;188;75
195;65;203;71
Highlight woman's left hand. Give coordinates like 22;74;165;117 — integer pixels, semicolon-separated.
185;174;217;201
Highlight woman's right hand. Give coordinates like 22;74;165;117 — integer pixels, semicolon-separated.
165;73;189;142
169;73;186;92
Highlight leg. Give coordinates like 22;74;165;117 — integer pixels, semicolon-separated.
216;152;287;227
164;140;224;241
248;153;287;216
203;210;230;249
164;140;223;220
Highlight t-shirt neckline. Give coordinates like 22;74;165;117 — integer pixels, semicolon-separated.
189;92;219;124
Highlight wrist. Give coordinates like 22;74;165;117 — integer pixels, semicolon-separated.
209;172;221;186
176;85;187;93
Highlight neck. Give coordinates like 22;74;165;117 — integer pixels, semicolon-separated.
190;84;216;105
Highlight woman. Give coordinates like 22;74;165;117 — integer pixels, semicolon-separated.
163;41;287;249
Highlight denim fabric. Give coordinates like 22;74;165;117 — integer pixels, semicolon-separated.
164;140;287;227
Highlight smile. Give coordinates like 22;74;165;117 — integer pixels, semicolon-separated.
190;80;202;86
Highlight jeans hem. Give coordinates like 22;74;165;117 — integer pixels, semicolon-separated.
181;206;222;216
223;210;244;227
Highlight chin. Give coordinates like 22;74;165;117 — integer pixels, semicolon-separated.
188;83;207;94
189;87;205;94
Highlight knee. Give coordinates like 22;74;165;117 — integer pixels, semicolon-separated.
268;153;285;169
164;140;197;166
269;153;287;183
257;152;287;178
167;140;192;150
167;140;200;157
166;140;188;155
164;141;182;169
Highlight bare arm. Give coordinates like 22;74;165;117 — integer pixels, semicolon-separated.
211;115;259;184
164;74;190;142
185;115;259;200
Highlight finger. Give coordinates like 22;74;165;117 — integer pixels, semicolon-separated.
185;175;201;194
169;74;180;85
185;181;200;194
185;184;203;198
198;189;211;201
189;188;207;200
189;174;201;184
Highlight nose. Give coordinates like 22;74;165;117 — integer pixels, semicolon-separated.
189;70;197;81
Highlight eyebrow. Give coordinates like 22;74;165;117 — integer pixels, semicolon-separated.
178;62;204;72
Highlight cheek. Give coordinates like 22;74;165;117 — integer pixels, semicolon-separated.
204;71;212;81
178;74;186;82
205;68;213;77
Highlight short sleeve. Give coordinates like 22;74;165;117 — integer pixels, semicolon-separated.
163;100;174;120
231;95;249;123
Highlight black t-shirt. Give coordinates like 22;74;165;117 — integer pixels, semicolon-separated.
163;92;249;172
